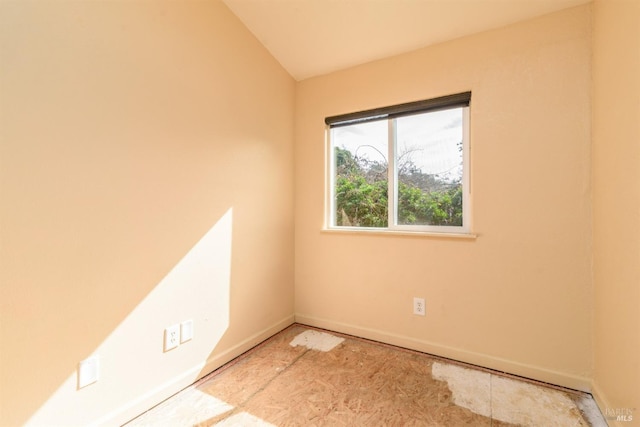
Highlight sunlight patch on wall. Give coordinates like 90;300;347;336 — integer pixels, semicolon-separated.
26;209;234;426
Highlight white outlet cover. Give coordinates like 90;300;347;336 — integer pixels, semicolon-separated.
413;297;426;316
180;319;194;343
78;356;99;389
164;324;180;352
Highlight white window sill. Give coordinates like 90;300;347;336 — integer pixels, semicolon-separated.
321;227;477;239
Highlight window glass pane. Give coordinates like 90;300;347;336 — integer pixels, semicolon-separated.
332;120;388;227
395;108;464;227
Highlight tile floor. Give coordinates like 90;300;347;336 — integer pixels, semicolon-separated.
126;324;607;426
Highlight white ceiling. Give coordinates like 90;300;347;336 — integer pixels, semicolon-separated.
222;0;590;81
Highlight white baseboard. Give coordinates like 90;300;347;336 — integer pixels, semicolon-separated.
198;315;296;376
295;313;591;393
95;315;295;427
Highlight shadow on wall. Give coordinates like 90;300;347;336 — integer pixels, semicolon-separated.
24;208;234;426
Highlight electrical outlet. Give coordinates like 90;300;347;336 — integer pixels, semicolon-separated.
413;297;426;316
164;324;180;352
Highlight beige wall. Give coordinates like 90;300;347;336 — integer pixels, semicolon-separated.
2;0;638;424
0;1;295;425
592;0;640;425
295;5;593;390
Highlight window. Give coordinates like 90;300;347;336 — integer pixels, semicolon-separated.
326;92;471;234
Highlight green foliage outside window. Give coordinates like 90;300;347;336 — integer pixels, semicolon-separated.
334;147;462;228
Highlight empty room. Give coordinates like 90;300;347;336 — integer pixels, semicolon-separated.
0;0;638;426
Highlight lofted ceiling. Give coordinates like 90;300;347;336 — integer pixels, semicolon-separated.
222;0;591;81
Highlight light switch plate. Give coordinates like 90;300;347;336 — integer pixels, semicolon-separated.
181;319;193;343
78;356;99;389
